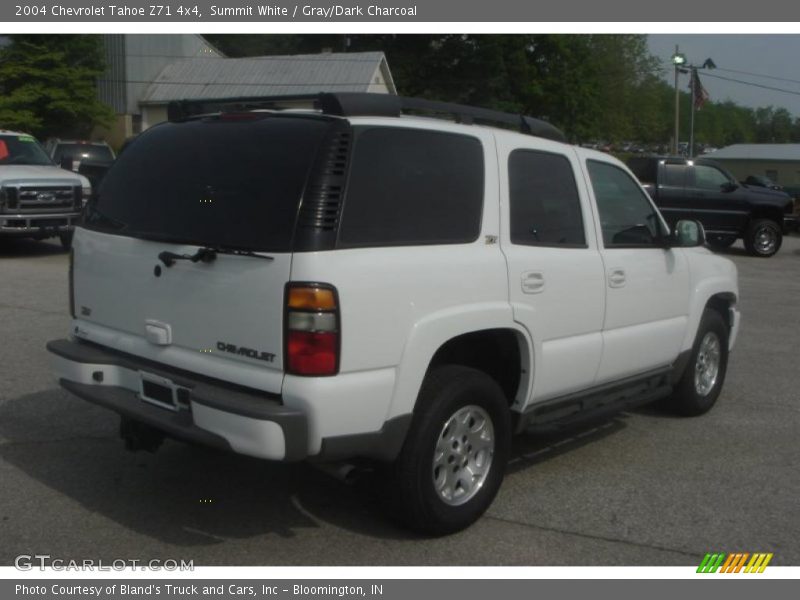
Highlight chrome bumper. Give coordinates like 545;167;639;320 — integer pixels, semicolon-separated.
0;212;80;233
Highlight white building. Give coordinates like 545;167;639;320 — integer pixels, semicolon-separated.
97;35;396;146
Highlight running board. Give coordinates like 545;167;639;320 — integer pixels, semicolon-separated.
517;367;673;433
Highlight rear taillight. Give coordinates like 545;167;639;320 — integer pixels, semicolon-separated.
68;248;75;318
285;283;339;376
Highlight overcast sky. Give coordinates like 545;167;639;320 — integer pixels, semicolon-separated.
648;35;800;117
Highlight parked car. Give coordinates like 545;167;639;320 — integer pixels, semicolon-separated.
627;156;797;257
48;93;740;534
0;130;91;249
44;139;115;172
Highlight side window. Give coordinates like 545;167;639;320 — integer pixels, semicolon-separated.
508;149;586;247
587;160;665;248
339;127;484;247
663;164;688;188
693;164;731;190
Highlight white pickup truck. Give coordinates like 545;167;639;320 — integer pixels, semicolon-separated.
48;93;739;534
0;130;90;249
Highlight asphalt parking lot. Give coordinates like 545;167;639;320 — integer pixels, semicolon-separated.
1;236;798;566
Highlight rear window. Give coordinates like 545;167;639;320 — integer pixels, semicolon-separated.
88;116;332;252
54;143;114;164
627;158;657;184
663;164;688;187
338;127;484;247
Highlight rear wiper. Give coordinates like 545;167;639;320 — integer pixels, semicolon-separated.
211;247;275;261
158;246;273;267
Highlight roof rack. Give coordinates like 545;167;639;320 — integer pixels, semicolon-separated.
166;92;566;143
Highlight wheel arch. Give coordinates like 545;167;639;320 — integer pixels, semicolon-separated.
748;206;784;225
681;282;739;354
385;304;533;422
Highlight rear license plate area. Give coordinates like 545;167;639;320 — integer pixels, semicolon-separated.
138;372;178;411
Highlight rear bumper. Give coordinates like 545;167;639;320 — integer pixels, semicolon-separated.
0;211;80;234
47;338;308;461
783;214;799;233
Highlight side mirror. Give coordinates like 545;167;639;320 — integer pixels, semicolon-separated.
673;219;706;247
59;156;74;171
721;181;738;193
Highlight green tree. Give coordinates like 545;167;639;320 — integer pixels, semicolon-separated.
0;35;114;138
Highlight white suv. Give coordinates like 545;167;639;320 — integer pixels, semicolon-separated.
48;93;739;534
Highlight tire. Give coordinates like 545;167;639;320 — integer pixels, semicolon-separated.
668;309;729;416
58;231;74;251
707;235;736;249
744;219;782;257
388;365;511;535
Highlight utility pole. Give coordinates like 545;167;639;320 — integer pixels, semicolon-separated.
671;46;687;155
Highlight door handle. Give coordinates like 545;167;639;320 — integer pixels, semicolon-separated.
608;268;626;288
521;271;545;294
144;319;172;345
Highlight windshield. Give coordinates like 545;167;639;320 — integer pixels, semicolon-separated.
54;143;114;164
87;115;332;252
0;135;53;166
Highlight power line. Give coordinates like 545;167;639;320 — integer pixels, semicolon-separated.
713;66;800;87
701;72;800;98
658;57;800;95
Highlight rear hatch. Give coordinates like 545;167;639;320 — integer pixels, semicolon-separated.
73;113;336;392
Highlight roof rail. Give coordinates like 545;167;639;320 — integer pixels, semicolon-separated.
166;92;566;143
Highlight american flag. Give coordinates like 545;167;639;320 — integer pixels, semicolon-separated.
690;68;710;110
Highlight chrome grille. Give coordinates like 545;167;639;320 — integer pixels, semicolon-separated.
15;186;77;212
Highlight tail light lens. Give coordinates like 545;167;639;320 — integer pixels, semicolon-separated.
285;283;339;376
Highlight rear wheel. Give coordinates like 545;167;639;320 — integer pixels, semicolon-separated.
389;365;510;535
744;219;781;257
668;309;729;416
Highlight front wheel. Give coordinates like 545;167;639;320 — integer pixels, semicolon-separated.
389;365;511;535
668;309;729;416
744;219;782;257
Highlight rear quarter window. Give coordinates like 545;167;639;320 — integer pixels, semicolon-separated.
338;127;484;247
508;149;586;247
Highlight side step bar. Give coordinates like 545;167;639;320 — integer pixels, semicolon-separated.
516;367;673;434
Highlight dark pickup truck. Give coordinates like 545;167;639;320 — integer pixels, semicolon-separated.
628;156;797;257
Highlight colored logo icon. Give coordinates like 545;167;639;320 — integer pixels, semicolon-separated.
697;552;773;573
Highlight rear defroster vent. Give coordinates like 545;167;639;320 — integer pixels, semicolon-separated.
297;127;351;237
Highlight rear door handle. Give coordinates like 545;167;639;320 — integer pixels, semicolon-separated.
521;271;545;294
608;268;626;288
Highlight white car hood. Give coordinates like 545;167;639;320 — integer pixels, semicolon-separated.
0;164;90;188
